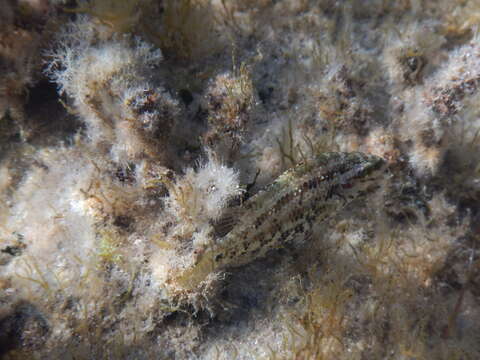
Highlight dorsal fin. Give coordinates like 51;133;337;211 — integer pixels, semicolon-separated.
212;207;244;238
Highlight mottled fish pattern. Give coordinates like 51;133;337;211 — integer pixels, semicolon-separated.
168;152;385;292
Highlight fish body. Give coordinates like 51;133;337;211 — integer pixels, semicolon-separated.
168;152;385;292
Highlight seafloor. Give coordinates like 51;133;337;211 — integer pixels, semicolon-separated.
1;0;480;359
